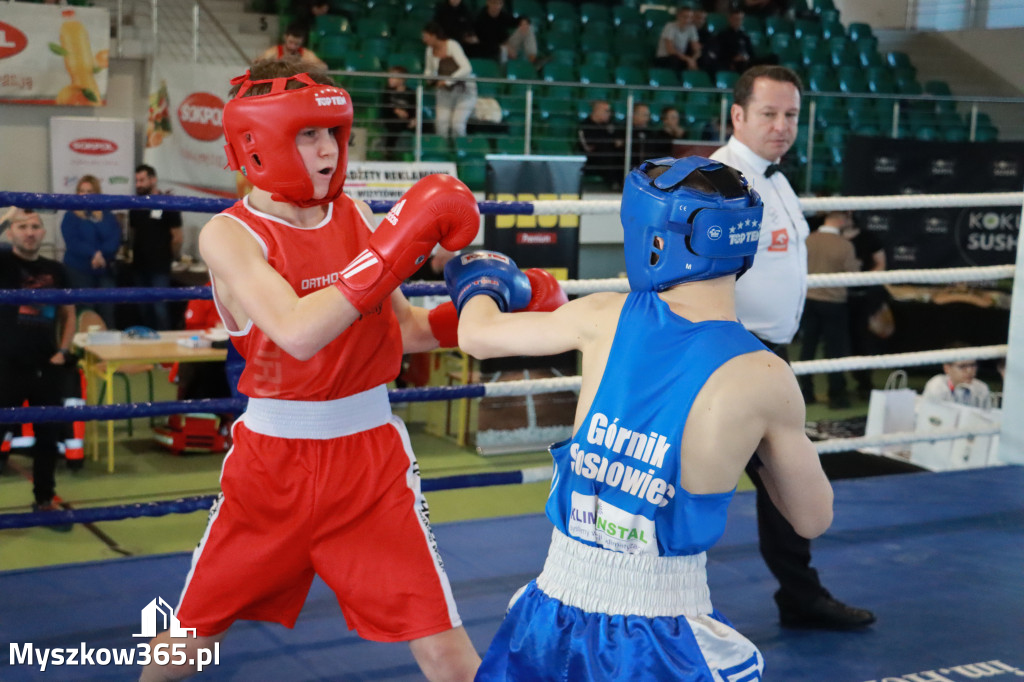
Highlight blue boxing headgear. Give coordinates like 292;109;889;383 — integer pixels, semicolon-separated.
621;156;764;291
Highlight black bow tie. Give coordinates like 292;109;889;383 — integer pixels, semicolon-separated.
765;163;782;178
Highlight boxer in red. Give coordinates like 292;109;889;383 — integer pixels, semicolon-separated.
140;58;481;681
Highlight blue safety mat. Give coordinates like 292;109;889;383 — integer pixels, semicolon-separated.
2;466;1023;681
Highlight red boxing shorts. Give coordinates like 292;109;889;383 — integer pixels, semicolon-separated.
175;388;462;641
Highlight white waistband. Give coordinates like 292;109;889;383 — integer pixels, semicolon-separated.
240;385;391;439
536;528;712;618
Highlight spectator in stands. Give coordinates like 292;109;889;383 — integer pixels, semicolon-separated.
60;174;122;328
422;21;478;139
693;8;720;74
0;208;77;524
922;345;991;407
129;164;182;330
433;0;478;54
471;0;518;61
717;6;778;73
257;23;326;69
841;211;889;398
660;105;687;140
504;16;540;67
798;211;860;409
577;99;624;189
654;4;702;73
379;66;419;160
629;102;673;168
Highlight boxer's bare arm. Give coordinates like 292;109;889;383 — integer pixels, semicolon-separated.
754;361;834;539
458;291;623;360
200;215;360;361
391;289;439;354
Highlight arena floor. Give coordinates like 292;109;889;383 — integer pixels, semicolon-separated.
2;466;1022;681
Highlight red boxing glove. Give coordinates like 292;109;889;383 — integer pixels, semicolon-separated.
336;174;479;314
428;301;459;348
524;268;568;312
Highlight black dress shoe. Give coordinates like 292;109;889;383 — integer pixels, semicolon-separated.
777;594;876;630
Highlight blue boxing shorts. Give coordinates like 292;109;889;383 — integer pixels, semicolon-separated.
476;530;763;682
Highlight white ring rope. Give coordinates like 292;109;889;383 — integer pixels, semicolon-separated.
528;192;1024;215
480;346;1006;399
814;427;1002;455
559;266;1016;295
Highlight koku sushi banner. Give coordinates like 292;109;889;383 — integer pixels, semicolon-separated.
0;4;111;105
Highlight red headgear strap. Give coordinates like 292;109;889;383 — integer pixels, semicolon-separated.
222;71;353;207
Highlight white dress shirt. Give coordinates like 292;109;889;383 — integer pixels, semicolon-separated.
710;136;810;344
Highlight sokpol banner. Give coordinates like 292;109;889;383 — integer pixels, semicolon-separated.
0;4;111;105
50;117;135;195
142;62;242;198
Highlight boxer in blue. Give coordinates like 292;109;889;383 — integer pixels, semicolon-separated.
445;156;834;681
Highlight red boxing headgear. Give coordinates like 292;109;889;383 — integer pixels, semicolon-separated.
222;71;353;207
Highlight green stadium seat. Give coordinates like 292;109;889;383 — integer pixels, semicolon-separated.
388;52;423;74
847;22;873;42
643;8;673;31
358;37;391;62
942;126;968;142
974;125;998;142
546;1;578;24
647;67;679;88
763;16;792;37
741;15;764;34
793;18;821;41
579;3;611;25
682;70;712;89
356;18;391;39
819;20;845;41
469;58;502;96
886;51;912;69
544;28;578;52
419;134;454;162
579;64;612;85
714;70;738;90
541;63;577;96
506;60;539;82
612;6;643;28
614;65;647;87
837;66;868;93
705;12;727;34
801;43;829;68
537;96;577;122
318;34;357;70
582;51;615;69
548;49;579;67
345;53;382;73
494;136;529;155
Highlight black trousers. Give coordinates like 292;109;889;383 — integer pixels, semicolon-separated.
745;340;828;605
0;360;79;505
798;298;850;403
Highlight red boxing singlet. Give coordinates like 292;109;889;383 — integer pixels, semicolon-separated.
213;195;402;401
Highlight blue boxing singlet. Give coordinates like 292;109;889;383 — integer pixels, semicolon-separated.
546;290;767;557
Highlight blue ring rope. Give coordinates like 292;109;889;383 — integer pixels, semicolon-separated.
0;468;548;529
0;385;488;424
0;282;447;304
0;191;537;216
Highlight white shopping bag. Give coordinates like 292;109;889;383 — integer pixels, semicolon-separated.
864;370;917;457
910;401;1002;471
909;400;961;470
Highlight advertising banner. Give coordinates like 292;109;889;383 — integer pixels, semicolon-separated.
0;4;110;105
474;154;586;454
483;154;585;280
142;62;243;198
49;117;134;195
842;137;1024;269
345;161;459;203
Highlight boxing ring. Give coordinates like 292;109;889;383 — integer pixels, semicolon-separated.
1;189;1022;681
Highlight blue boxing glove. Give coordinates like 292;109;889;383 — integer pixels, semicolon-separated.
444;250;532;313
